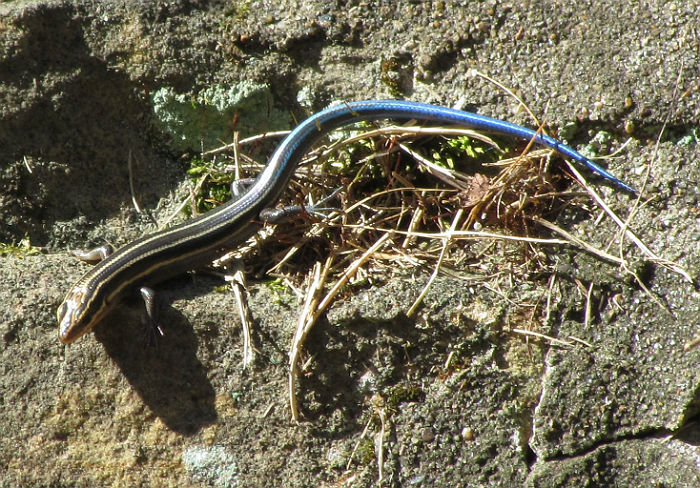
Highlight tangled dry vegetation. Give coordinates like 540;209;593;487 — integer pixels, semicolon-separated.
157;94;688;421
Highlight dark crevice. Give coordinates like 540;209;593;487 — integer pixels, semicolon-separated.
532;427;675;463
524;443;537;467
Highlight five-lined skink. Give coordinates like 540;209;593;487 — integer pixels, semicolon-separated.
57;100;633;343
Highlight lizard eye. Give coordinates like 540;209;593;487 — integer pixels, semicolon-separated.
57;301;69;323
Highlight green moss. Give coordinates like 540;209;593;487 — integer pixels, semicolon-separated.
263;278;287;292
262;278;299;306
355;438;376;466
182;157;237;215
385;384;424;413
676;128;699;146
0;237;41;257
432;135;506;170
223;0;251;20
151;82;291;152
